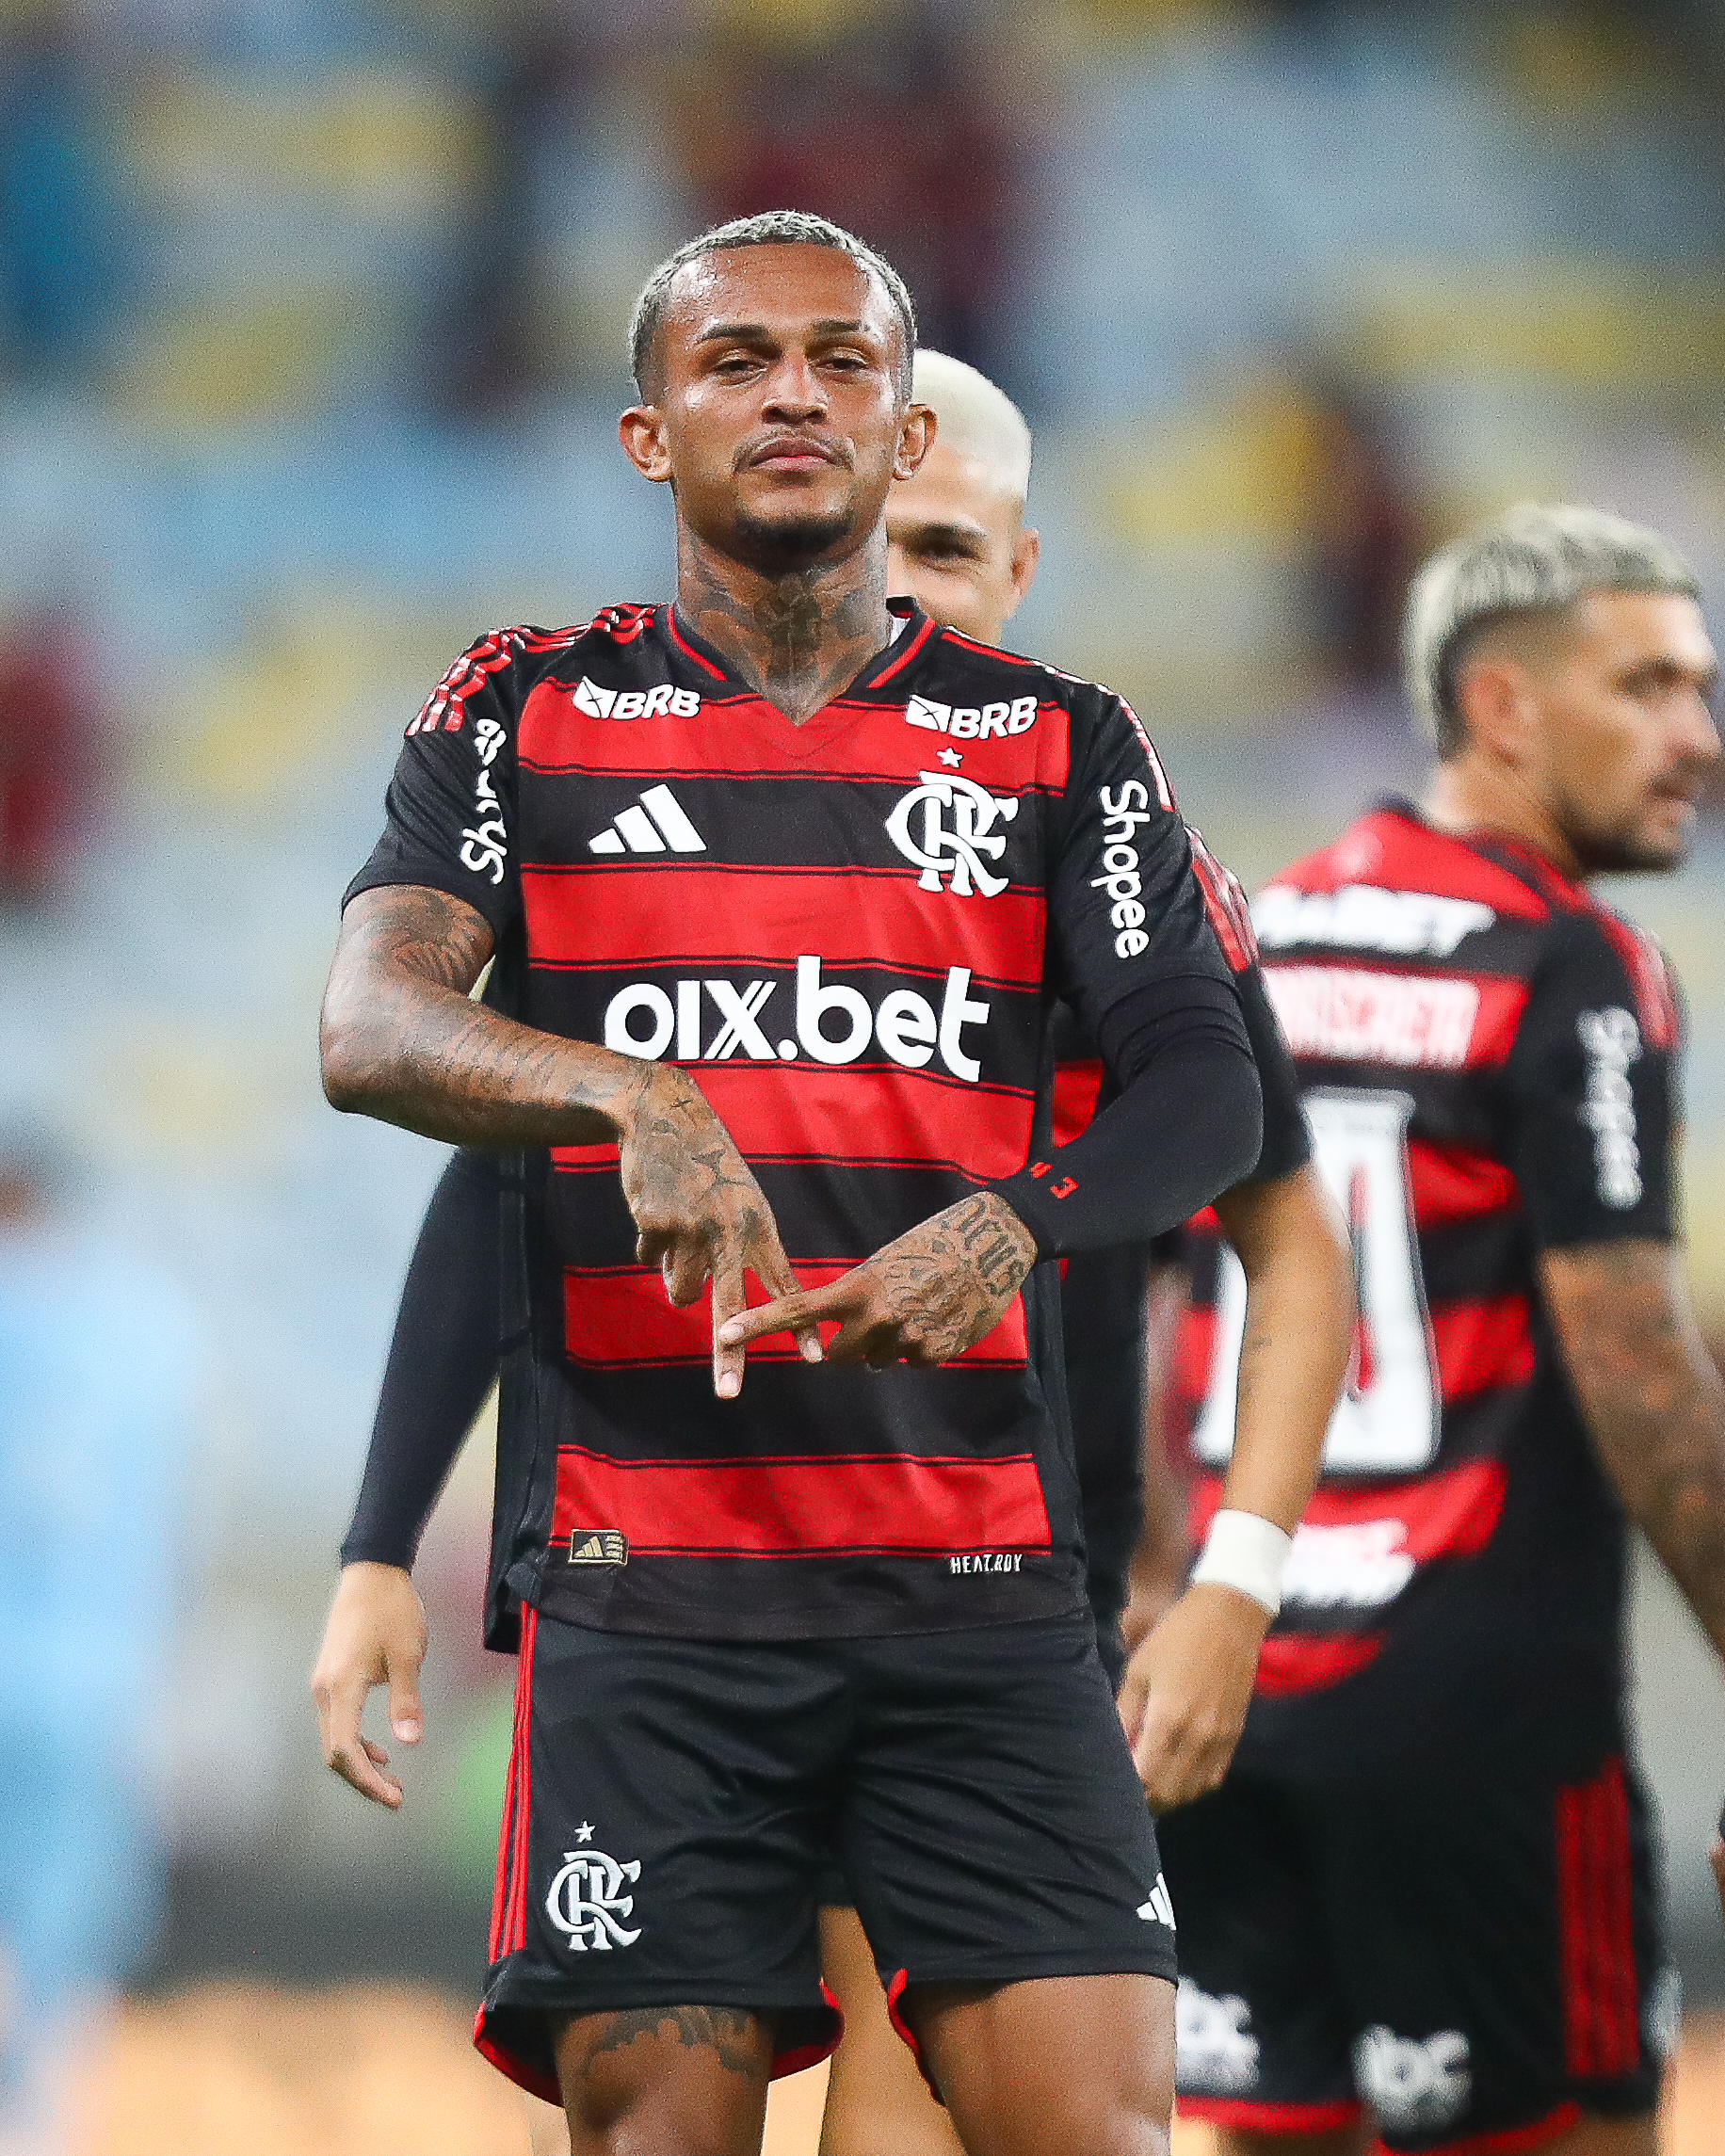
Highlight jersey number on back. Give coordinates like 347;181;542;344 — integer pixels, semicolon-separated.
1191;1088;1441;1476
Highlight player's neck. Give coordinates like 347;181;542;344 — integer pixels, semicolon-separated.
675;525;893;727
1418;758;1587;883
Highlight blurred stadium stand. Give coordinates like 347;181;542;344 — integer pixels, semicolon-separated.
1;1;1722;2132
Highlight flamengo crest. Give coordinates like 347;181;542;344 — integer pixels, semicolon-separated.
545;1845;643;1952
885;772;1019;896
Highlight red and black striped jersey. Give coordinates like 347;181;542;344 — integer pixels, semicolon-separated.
347;600;1239;1643
1175;799;1681;1772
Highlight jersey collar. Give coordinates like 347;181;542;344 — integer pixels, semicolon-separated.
663;598;938;705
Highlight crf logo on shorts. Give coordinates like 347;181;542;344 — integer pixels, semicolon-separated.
1353;2024;1470;2132
545;1844;643;1953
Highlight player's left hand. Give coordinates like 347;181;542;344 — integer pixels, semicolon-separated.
717;1192;1037;1367
1118;1581;1269;1812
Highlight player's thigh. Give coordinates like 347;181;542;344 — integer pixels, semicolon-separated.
478;1615;843;2104
1213;2132;1365;2156
554;2003;774;2156
1311;1749;1669;2151
817;1904;961;2156
1156;1775;1361;2139
908;1971;1174;2156
839;1613;1178;2144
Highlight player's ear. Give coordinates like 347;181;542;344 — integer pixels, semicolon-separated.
1453;653;1538;769
1006;526;1040;618
894;403;935;482
619;404;672;485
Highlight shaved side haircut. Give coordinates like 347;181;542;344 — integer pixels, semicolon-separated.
1404;502;1700;758
911;349;1034;510
628;211;919;400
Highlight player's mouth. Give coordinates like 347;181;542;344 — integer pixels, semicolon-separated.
744;433;847;473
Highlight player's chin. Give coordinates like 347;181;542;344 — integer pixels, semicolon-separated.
731;492;860;564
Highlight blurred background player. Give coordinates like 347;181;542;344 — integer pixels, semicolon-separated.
313;344;1351;2156
1157;505;1725;2156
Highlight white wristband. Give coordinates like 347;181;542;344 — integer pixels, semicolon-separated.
1190;1509;1292;1617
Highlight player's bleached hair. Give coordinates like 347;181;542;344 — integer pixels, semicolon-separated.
911;349;1033;510
629;212;918;399
1405;502;1700;758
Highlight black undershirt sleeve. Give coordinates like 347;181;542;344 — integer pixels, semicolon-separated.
339;1150;503;1569
992;973;1262;1258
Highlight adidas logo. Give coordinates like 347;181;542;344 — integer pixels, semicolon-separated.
1137;1874;1176;1930
572;677;701;719
588;785;707;856
568;1529;628;1567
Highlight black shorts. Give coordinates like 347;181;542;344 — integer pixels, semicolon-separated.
1158;1750;1673;2153
476;1606;1177;2102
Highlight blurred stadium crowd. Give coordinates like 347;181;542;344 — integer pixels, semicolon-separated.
4;0;1725;2145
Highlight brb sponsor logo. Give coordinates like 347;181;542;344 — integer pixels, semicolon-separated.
886;772;1019;897
545;1839;643;1954
1577;1006;1643;1207
459;715;509;885
572;677;701;719
1094;781;1160;957
605;957;992;1083
1353;2026;1470;2133
905;693;1039;739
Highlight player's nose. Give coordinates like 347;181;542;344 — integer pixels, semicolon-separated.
760;353;828;420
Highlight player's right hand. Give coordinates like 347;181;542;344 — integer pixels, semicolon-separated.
614;1063;821;1398
311;1561;428;1809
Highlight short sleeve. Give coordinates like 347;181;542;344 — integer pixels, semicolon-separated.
1047;692;1232;1035
1506;913;1679;1247
343;636;522;942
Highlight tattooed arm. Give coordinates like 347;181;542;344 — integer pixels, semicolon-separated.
1540;1238;1725;1655
321;884;817;1395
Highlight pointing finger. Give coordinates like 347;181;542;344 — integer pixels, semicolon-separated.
711;1246;748;1400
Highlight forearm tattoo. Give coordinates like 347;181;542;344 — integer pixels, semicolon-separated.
1548;1240;1725;1653
321;885;639;1148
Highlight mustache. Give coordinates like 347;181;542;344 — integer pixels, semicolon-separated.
735;429;852;472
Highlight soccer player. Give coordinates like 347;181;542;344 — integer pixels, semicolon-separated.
317;211;1271;2156
1158;504;1725;2156
314;336;1348;2156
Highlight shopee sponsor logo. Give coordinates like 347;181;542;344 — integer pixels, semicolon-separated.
602;958;991;1083
1095;780;1155;957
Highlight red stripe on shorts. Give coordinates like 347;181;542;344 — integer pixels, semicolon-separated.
1556;1755;1638;2079
487;1606;537;1963
1178;2096;1362;2132
1368;2098;1583;2156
